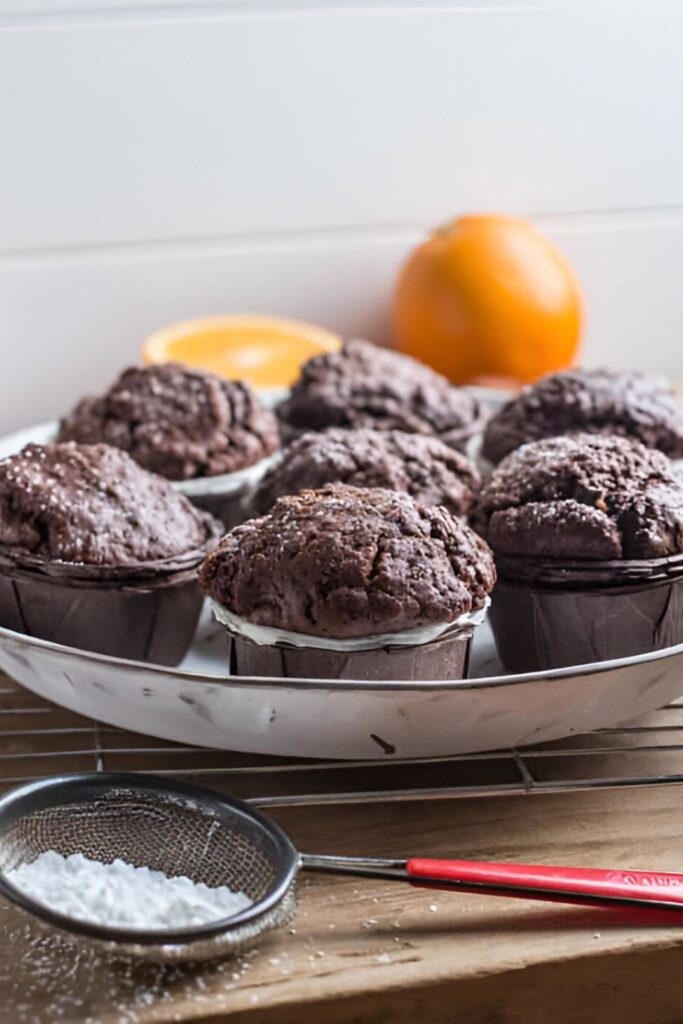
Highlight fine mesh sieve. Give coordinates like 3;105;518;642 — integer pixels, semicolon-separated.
1;772;683;963
0;774;299;961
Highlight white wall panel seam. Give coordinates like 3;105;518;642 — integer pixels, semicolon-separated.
0;2;594;30
3;6;681;249
1;218;682;433
2;206;683;269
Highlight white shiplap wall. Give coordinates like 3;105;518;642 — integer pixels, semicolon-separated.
1;1;682;431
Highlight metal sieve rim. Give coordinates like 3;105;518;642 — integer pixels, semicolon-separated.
0;772;300;946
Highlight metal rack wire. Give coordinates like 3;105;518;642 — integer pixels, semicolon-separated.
2;676;683;806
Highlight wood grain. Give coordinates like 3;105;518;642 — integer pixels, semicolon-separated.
3;665;683;1022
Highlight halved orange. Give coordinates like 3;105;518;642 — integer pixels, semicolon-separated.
142;314;341;389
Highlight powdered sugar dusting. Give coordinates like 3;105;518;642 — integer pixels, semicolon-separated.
0;442;210;565
0;909;261;1023
7;851;251;930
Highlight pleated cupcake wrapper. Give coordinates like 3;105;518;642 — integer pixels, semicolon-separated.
489;565;683;673
0;513;222;584
211;600;489;681
494;552;683;589
0;518;221;665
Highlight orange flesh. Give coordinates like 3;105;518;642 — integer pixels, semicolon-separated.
148;326;339;388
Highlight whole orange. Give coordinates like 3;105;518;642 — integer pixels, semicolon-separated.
392;214;582;385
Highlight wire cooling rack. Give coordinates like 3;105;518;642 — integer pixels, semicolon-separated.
2;673;683;807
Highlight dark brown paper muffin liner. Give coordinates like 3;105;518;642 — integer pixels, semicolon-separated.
489;553;683;672
494;552;683;588
226;624;473;681
0;518;222;666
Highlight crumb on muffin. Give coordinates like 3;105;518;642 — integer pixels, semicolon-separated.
475;433;683;560
252;427;481;516
0;442;213;565
200;483;496;639
482;368;683;464
276;339;481;452
58;363;280;480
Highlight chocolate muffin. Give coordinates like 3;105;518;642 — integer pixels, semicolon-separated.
200;484;495;680
59;363;279;480
58;364;280;527
482;368;683;464
0;442;211;564
0;443;221;664
251;428;481;517
276;339;482;453
475;434;683;671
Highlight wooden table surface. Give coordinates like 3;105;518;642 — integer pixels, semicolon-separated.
4;677;683;1023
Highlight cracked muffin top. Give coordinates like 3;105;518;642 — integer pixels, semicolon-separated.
482;368;683;464
0;442;214;565
276;339;481;452
252;428;481;517
58;363;280;480
199;483;495;638
474;433;683;561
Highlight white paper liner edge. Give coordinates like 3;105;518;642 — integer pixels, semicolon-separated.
210;597;490;651
0;421;283;501
0;421;57;461
172;450;282;498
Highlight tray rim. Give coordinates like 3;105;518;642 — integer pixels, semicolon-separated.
3;408;682;695
1;620;682;693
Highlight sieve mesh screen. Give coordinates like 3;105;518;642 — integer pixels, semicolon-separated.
0;779;301;960
0;788;279;901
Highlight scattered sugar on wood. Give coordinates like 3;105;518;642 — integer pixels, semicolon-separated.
0;906;267;1024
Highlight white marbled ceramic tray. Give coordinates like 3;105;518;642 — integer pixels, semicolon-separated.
0;607;682;759
2;410;683;759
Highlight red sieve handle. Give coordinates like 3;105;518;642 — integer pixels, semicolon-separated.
407;859;683;910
